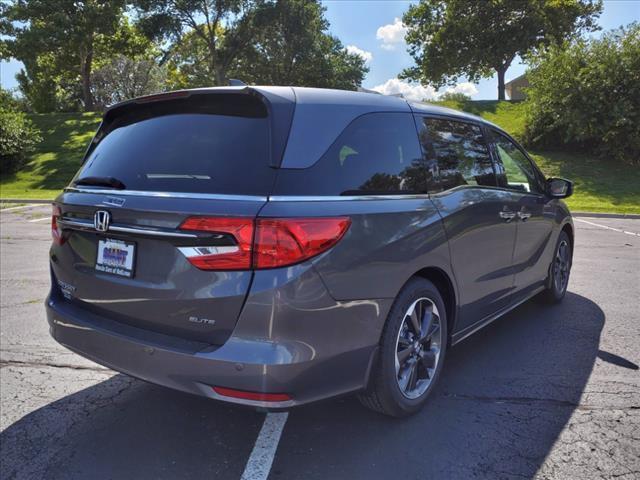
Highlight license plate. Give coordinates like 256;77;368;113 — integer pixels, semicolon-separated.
96;238;136;278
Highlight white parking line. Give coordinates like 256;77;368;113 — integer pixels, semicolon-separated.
0;204;42;212
574;218;639;237
241;412;289;480
27;217;51;223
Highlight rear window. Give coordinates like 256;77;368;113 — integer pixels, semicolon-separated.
74;94;275;195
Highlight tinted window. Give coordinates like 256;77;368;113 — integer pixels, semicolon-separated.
75;95;275;195
491;131;540;194
417;117;495;193
273;113;425;196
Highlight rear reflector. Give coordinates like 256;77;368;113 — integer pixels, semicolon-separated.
179;216;350;271
212;386;291;402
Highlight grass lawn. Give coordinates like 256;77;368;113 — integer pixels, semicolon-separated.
1;104;638;213
0;113;102;200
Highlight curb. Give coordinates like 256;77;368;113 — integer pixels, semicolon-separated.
0;199;53;205
573;212;640;220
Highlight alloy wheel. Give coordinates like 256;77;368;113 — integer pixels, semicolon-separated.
554;240;570;294
394;297;442;399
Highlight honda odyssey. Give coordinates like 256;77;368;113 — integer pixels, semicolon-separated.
46;86;574;416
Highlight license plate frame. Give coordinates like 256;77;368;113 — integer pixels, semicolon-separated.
95;238;136;278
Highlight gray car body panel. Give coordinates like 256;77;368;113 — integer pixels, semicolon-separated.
260;197;453;301
46;86;574;407
46;261;392;407
51;190;268;345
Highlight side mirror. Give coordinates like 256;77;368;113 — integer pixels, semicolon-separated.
546;177;573;199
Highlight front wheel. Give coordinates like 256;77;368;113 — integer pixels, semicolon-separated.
359;277;447;417
538;230;572;304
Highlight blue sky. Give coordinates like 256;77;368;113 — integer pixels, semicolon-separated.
1;0;639;100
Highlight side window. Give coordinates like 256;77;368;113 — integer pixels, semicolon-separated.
417;117;496;193
491;131;540;194
273;112;426;196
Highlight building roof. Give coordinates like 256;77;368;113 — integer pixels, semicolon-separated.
505;73;528;87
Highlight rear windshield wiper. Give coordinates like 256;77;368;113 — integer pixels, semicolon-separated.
75;176;126;190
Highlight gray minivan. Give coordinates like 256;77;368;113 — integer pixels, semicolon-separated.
46;86;574;417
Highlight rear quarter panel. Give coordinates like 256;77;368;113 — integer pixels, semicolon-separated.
259;197;454;302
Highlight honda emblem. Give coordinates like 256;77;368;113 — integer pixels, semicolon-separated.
94;210;111;232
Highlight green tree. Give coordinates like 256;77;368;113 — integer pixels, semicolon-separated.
524;24;640;165
92;55;168;108
164;27;221;89
238;0;367;89
135;0;258;86
14;53;79;112
0;3;11;60
4;0;134;111
402;0;603;100
162;0;367;90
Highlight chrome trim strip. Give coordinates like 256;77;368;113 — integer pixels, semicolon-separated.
178;246;239;257
268;194;431;202
109;225;198;238
58;218;199;239
65;187;268;202
65;187;431;202
58;218;93;229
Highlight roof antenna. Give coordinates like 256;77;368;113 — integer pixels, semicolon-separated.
229;79;247;87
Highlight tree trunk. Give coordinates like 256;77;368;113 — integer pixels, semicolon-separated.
214;66;226;86
497;66;506;101
80;45;94;111
206;42;226;86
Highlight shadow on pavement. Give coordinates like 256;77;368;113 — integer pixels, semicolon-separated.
1;292;604;480
272;292;605;479
0;377;264;480
597;349;638;370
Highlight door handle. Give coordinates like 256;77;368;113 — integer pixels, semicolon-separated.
517;210;532;221
499;210;516;222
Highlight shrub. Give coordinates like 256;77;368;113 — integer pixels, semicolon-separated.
0;108;42;175
0;88;29;112
523;24;640;165
438;91;472;102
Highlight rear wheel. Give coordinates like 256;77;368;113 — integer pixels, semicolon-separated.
538;230;572;304
359;277;447;417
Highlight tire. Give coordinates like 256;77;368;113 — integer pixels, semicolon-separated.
359;277;448;417
537;230;572;304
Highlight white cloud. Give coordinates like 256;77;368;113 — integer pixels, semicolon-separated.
380;43;398;52
371;79;479;102
376;18;407;50
372;78;438;102
345;45;373;65
443;82;479;97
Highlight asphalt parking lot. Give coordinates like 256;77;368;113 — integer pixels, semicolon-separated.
1;204;639;480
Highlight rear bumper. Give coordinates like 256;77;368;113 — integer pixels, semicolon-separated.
46;264;391;408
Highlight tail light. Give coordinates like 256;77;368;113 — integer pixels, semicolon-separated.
178;217;254;270
254;218;351;269
51;204;64;245
179;216;351;270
